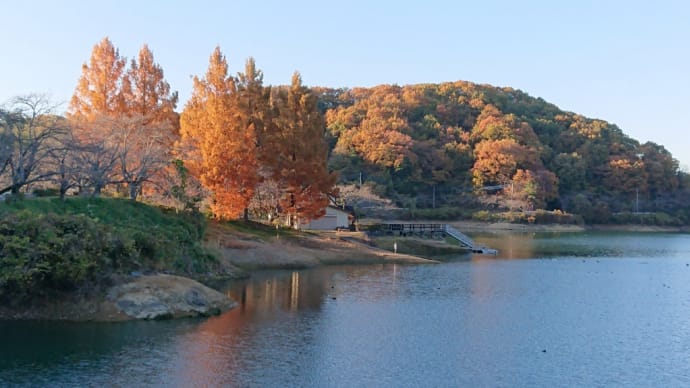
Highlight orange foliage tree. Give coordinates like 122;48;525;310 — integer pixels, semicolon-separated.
68;38;177;199
69;37;127;122
329;85;416;171
67;37;126;195
120;45;179;199
179;47;259;219
511;169;559;210
264;73;337;225
472;138;538;187
122;44;179;125
604;156;648;196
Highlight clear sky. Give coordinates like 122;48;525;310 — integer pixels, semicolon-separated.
2;0;689;169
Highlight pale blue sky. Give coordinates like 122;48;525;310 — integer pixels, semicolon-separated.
2;0;689;169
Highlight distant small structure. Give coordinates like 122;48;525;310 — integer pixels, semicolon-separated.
301;206;353;230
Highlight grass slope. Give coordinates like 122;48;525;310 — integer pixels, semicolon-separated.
0;197;213;301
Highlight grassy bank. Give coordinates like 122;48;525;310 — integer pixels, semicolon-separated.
0;197;216;302
368;236;470;258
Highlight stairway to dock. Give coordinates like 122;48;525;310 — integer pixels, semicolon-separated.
442;225;497;254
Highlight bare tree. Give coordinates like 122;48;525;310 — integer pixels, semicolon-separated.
68;114;122;196
46;131;82;199
0;128;12;177
68;113;173;199
110;114;173;200
248;178;281;221
0;95;67;195
148;159;207;212
72;138;120;197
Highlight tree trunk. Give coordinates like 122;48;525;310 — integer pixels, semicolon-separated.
60;183;68;200
129;183;139;200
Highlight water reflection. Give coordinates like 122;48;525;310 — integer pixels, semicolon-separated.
2;232;690;386
220;265;410;317
470;231;690;259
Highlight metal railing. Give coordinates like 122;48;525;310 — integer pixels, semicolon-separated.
442;224;475;248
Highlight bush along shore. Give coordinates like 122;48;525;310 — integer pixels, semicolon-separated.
0;197;435;321
0;197;241;320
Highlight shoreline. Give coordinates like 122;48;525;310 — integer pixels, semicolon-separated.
207;226;439;272
0;226;437;322
376;219;688;234
3;219;686;322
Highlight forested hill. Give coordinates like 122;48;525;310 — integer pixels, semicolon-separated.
313;82;689;224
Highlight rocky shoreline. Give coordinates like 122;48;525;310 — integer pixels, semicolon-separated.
106;274;236;320
0;275;236;321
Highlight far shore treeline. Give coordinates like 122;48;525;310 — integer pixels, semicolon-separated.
1;37;689;225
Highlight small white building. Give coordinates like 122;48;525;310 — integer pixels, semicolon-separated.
301;206;351;230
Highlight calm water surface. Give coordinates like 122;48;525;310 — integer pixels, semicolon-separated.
1;232;690;387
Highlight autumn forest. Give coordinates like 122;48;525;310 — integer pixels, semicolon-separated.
1;38;689;225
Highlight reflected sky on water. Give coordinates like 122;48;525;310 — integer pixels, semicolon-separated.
1;232;690;387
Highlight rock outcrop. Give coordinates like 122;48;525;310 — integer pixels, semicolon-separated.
107;274;236;320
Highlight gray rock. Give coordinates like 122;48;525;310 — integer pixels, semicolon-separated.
107;274;236;320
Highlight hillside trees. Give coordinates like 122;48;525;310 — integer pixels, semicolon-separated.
639;142;679;196
326;86;420;199
318;81;685;219
472;138;537;188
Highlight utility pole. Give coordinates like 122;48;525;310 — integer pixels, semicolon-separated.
432;184;436;209
635;153;644;215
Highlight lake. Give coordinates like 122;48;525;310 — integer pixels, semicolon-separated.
1;231;690;387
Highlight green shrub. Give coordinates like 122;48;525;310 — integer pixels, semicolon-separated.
399;206;473;221
610;212;681;226
472;210;494;222
0;198;214;299
0;212;112;297
471;209;581;225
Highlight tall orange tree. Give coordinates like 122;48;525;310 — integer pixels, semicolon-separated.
68;37;127;123
179;47;259;219
122;44;179;126
67;37;127;196
265;73;337;226
118;44;180;199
